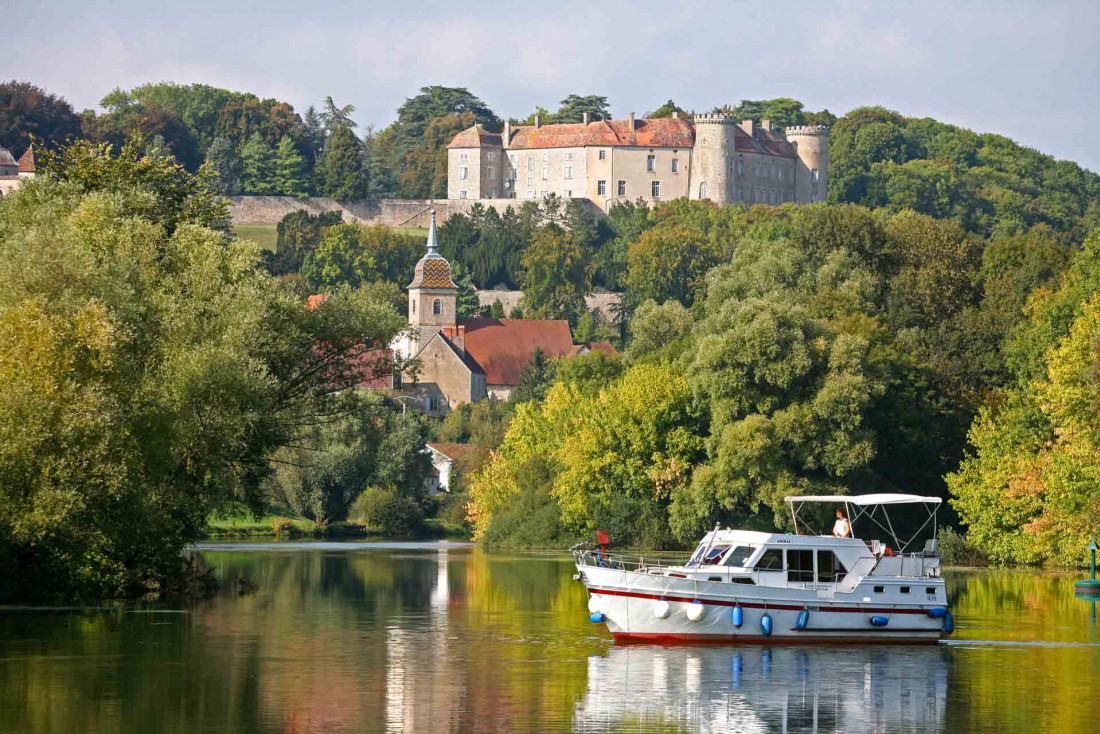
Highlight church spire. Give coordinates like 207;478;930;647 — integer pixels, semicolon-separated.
407;209;456;290
426;209;439;255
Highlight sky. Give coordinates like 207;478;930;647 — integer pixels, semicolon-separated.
10;0;1100;171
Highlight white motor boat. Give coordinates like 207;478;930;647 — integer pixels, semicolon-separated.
574;494;953;644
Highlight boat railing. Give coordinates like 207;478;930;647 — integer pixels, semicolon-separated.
572;549;683;574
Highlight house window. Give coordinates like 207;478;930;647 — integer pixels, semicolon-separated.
617;180;626;196
488;168;496;179
459;190;467;199
564;165;573;179
811;168;819;183
646;154;655;172
433;299;442;315
598;150;607;161
460;152;468;162
699;182;707;198
427;396;440;412
459;167;469;180
671;158;679;173
597;180;606;196
541;165;548;180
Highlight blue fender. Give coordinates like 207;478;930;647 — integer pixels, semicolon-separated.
761;613;773;637
732;604;744;628
589;612;606;623
870;615;889;627
927;606;948;618
944;611;955;634
796;609;810;630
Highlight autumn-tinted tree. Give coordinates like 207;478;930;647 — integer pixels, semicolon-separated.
0;80;82;157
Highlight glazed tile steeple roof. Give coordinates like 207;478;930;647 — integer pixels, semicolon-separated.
408;210;457;290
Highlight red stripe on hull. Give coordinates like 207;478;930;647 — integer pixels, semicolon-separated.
589;587;935;615
612;632;941;646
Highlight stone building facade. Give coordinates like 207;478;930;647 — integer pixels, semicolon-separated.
447;113;827;211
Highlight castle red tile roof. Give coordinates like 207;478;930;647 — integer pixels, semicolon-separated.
0;146;15;168
734;127;795;157
450;117;696;150
17;147;35;173
458;317;576;386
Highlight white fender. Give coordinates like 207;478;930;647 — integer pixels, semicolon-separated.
653;600;671;619
686;601;706;623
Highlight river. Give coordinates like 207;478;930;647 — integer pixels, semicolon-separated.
1;541;1098;733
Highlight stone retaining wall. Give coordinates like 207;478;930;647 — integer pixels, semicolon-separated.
477;290;621;323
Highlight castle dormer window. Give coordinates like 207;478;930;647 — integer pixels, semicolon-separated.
433;299;442;315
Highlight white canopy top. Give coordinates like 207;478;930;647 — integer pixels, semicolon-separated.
784;493;942;506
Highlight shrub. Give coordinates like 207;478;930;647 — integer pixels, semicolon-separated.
938;526;988;566
351;487;424;536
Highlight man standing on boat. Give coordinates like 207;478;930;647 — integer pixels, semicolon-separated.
833;508;853;538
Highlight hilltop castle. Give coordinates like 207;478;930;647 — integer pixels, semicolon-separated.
0;145;36;197
446;113;827;210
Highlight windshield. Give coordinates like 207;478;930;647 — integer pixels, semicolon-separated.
721;545;757;567
688;542;730;566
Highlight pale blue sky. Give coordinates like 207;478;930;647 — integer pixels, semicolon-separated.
11;1;1100;171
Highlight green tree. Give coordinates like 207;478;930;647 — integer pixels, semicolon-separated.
519;227;591;324
650;100;686;118
0;142;405;602
274;135;309;197
203;136;242;195
320;126;365;200
451;260;481;317
239;132;276;194
623;223;719;309
301;223;421;290
553;94;611;123
626;299;693;362
512;348;558;404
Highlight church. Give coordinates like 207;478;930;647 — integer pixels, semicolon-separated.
390;212;612;415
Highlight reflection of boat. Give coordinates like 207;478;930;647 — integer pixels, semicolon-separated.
575;495;952;643
573;644;949;733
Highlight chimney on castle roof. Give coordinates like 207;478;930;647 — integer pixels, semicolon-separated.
582;112;589;125
628;112;636;130
761;119;772;132
534;115;541;129
672;110;679;119
739;118;754;136
503;120;511;148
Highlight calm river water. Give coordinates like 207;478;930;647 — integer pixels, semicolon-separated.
1;542;1098;733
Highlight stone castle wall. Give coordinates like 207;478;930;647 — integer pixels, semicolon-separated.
229;196;595;228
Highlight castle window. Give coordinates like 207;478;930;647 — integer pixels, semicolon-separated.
459;190;467;199
459;167;469;180
460;152;469;162
811;168;819;183
671;158;679;173
527;176;533;186
651;180;661;198
736;186;744;202
598;150;607;161
564;190;572;197
646;155;656;172
729;159;736;174
527;190;534;198
527;156;534;170
737;160;744;176
564;152;573;161
564;165;573;180
433;299;442;315
487;151;497;161
617;180;627;196
509;154;517;167
427;396;440;412
541;165;548;180
597;180;606;196
699;182;707;199
542;151;549;162
488;168;496;179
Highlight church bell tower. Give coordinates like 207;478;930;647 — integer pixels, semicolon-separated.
399;210;458;358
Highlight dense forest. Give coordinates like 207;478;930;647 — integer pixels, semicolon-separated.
2;79;1100;605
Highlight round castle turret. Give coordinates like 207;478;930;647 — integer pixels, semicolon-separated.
690;114;738;205
784;125;829;204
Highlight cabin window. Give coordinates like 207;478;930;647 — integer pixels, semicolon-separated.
729;577;756;585
433;299;442;315
816;551;848;583
873;586;885;593
787;549;815;583
900;586;911;594
926;587;937;595
701;545;730;564
707;576;723;582
755;548;784;571
720;545;756;567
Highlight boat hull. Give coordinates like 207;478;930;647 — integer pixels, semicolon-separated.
583;567;947;644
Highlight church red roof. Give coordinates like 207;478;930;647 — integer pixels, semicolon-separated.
459;317;576;385
17;147;35;173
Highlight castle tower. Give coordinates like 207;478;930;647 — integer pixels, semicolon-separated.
785;125;829;203
689;114;738;205
399;210;458;359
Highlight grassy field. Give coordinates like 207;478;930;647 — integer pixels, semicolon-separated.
232;224;278;251
204;503;468;540
230;224;428;253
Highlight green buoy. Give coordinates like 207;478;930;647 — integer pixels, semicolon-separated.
1076;539;1100;596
